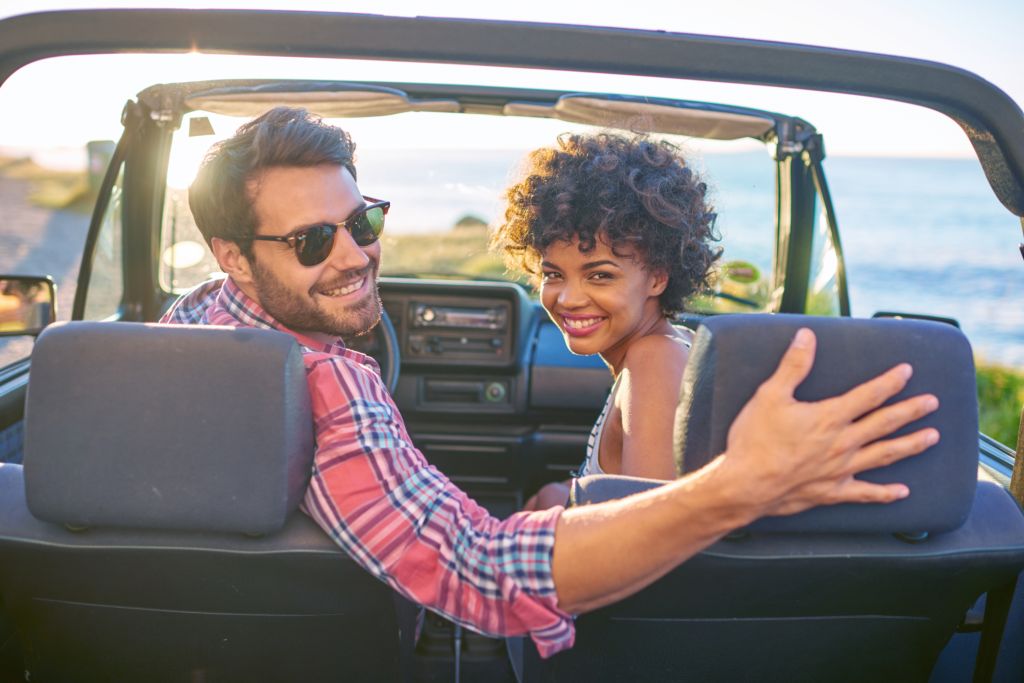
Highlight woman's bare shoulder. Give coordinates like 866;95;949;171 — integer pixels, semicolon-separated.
622;331;691;375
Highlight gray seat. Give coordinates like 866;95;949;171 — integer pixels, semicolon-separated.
524;314;1024;683
0;321;412;682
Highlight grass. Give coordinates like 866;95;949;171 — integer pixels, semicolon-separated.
975;361;1024;449
380;221;514;282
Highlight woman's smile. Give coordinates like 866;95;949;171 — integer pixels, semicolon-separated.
560;313;607;336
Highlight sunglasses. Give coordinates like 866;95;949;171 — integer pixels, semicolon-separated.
249;196;390;267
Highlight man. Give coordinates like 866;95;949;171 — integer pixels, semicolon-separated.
163;107;939;656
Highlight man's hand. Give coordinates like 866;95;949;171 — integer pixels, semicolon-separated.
552;328;940;613
721;328;940;517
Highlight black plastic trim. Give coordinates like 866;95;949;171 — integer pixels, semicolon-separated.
71;102;138;321
807;140;851;316
776;154;817;312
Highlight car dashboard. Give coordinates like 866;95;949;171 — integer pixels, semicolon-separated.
372;277;613;509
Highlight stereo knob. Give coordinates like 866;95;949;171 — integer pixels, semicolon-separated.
484;382;506;402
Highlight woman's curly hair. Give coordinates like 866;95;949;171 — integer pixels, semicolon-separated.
493;132;721;316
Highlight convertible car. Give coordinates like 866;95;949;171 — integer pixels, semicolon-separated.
0;8;1022;683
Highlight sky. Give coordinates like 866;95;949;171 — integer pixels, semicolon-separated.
0;0;1021;162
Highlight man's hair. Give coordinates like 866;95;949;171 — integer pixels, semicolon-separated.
189;106;357;257
493;132;721;316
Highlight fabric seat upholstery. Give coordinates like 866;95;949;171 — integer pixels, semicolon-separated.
524;314;1024;683
0;321;411;682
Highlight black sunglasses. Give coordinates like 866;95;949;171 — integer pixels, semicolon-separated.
249;197;390;267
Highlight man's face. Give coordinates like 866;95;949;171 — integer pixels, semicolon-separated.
245;164;382;339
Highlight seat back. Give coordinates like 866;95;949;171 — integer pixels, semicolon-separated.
526;314;1024;682
0;322;408;682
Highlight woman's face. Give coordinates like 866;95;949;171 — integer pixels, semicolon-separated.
539;235;667;362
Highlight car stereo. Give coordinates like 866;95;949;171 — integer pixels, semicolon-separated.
411;303;507;330
406;300;512;364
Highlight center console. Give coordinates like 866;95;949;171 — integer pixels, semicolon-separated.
381;278;533;415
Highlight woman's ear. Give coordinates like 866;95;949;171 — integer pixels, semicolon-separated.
648;269;669;297
210;238;255;286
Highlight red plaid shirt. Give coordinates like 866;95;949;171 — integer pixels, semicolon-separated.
161;277;573;656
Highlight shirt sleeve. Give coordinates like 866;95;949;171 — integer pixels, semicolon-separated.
299;353;575;658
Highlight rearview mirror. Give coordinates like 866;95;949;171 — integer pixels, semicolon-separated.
0;276;56;336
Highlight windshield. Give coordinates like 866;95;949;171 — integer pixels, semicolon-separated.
159;108;776;311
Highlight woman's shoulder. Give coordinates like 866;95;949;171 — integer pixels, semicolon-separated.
622;330;692;373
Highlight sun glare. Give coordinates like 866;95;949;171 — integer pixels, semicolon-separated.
0;44;986;165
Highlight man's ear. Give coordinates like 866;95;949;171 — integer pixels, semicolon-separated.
210;238;255;286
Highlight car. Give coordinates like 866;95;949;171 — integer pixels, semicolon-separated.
0;8;1022;683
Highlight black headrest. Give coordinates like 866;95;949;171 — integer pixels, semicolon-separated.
675;314;978;534
24;321;314;535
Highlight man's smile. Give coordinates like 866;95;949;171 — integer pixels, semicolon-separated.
317;276;367;298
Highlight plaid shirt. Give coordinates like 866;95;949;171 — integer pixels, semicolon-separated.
161;277;573;656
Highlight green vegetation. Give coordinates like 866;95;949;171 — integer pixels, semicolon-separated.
976;361;1024;449
380;217;517;282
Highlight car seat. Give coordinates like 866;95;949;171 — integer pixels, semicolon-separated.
0;321;414;682
523;314;1024;683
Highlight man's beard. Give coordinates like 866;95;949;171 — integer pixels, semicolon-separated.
249;258;382;340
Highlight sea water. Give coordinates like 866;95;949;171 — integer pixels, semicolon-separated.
356;149;1024;368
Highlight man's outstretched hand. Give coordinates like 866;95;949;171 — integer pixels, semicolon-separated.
552;328;940;614
721;328;940;517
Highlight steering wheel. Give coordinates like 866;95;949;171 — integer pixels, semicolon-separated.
346;306;401;395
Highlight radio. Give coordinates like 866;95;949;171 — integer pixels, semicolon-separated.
406;300;512;364
412;303;507;330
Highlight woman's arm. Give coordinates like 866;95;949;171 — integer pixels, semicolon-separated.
524;480;572;510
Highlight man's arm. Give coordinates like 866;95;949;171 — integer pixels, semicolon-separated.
297;327;935;653
299;352;575;656
552;328;938;613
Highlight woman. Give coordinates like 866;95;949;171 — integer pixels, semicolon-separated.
492;132;720;508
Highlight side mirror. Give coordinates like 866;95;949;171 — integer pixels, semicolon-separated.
0;276;56;337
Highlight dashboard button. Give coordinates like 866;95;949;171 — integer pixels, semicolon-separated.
484;382;507;402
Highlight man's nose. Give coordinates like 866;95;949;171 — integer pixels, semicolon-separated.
326;226;371;271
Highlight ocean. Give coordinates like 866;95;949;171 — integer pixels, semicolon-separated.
354;149;1024;368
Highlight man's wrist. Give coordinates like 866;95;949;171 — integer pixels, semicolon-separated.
690;452;772;532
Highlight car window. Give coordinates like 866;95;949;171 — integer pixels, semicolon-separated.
81;164;125;321
159;110;777;310
805;204;841;316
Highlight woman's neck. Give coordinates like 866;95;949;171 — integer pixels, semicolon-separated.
601;313;677;377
